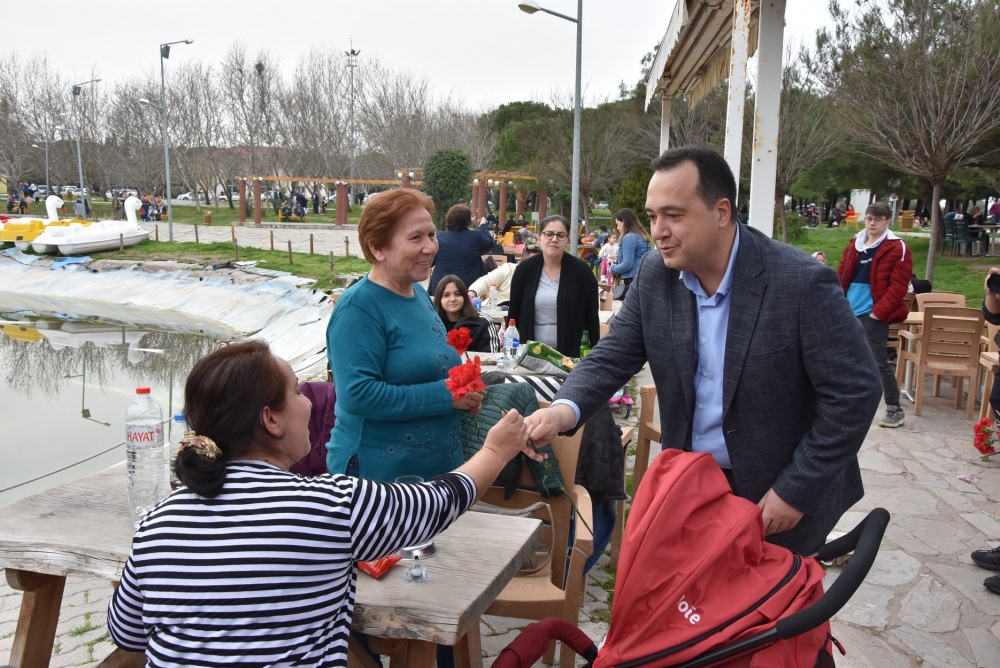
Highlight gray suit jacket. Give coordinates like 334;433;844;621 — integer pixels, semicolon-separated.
554;225;881;554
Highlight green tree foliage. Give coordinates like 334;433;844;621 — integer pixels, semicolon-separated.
611;165;653;225
422;148;474;227
814;0;1000;281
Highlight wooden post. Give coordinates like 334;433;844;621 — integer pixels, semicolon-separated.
6;570;67;668
194;225;199;244
234;239;240;261
254;178;263;226
238;178;247;224
288;240;293;264
310;233;314;254
119;233;124;252
270;229;274;251
329;250;334;271
155;225;159;242
345;235;350;257
230;225;236;244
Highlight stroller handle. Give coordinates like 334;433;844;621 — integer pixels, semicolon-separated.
775;507;890;640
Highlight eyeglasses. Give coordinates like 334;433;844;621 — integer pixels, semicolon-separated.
540;231;568;240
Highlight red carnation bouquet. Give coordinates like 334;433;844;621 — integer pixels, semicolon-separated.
973;418;997;459
447;328;473;359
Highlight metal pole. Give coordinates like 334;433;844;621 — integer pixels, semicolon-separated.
724;0;752;188
72;90;85;204
746;0;786;239
44;116;50;195
659;96;672;154
347;44;359;203
569;0;583;257
161;51;174;241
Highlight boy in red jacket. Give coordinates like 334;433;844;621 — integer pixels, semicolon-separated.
837;202;913;428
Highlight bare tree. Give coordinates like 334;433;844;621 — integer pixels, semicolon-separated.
815;0;1000;281
774;48;841;242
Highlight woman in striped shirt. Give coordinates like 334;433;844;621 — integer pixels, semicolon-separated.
107;340;536;668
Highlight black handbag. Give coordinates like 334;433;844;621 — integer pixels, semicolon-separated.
613;279;629;301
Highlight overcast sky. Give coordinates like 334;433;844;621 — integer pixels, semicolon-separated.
9;0;833;108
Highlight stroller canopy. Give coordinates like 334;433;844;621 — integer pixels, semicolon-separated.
595;451;830;668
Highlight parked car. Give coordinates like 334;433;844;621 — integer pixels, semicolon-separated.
594;201;609;210
177;190;205;201
35;186;48;198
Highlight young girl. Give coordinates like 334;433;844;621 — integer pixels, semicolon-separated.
598;232;619;284
433;274;500;353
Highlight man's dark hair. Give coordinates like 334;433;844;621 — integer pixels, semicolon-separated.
650;145;737;223
865;202;892;220
599;224;608;232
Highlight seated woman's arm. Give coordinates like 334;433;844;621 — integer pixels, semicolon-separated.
330;304;453;421
477;227;495;251
352;412;530;560
107;561;150;652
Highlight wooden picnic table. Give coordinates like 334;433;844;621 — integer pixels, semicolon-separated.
0;463;542;668
480;308;614;326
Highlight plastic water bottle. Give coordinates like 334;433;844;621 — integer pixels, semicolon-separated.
125;387;165;527
488;284;498;311
168;413;186;490
503;319;520;371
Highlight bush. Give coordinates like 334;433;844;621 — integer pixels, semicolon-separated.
778;212;807;242
612;165;652;226
422;149;475;228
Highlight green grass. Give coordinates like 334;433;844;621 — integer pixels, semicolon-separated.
69;612;94;637
790;225;992;306
90;240;371;291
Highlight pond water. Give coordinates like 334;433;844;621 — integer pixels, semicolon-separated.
0;315;224;505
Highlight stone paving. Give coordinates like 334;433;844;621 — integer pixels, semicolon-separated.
2;374;999;667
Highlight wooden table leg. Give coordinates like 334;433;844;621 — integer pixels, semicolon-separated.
402;640;437;668
5;569;66;668
454;622;483;668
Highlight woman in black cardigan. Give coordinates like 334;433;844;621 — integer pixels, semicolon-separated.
508;215;601;357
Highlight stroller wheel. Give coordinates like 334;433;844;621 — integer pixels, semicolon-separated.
622;403;632;419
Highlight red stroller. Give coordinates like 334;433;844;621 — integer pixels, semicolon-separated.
495;451;889;668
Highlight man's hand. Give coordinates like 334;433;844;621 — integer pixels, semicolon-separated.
523;404;578;446
869;313;880;320
758;488;804;536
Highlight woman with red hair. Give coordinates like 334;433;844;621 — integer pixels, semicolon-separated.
326;190;483;482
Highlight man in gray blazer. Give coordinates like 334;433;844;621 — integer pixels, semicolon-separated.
526;146;882;554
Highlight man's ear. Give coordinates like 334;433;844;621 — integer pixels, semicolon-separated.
717;198;733;228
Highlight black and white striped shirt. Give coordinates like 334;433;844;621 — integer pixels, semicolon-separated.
108;461;476;667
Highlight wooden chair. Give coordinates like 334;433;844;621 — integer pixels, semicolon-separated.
635;385;661;494
895;306;986;418
483;408;593;668
888;294;917;355
609;426;635;570
491;254;508;266
599;283;613;311
980;351;999;420
916;292;966;310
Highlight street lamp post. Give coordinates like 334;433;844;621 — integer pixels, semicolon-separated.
518;0;583;256
71;79;100;214
149;39;193;242
345;43;360;204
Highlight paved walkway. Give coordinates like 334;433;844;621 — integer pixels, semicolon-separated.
2;370;999;667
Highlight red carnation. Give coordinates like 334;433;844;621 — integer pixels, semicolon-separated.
446;357;485;399
972;418;997;458
447;327;473;357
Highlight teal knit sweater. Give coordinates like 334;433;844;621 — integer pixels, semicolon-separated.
326;276;463;481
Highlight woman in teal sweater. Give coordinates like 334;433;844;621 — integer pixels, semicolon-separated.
326;190;483;482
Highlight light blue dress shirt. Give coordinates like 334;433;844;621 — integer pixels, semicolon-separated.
680;226;740;469
554;227;740;470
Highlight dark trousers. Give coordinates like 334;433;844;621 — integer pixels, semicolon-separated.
859;315;900;407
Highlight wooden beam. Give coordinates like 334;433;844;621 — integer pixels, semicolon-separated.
6;569;66;668
240;176;421;186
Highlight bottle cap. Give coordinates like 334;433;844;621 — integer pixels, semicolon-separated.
136;387;151;395
509;319;516;326
173;413;185;421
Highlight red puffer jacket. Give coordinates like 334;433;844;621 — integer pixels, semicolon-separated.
837;231;912;324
